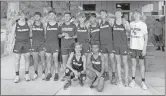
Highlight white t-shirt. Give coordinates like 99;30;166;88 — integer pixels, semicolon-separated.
130;21;148;50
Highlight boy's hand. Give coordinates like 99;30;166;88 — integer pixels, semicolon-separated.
142;49;146;56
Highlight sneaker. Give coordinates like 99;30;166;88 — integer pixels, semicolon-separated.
104;72;109;81
156;47;161;50
116;80;123;86
141;82;148;90
14;76;20;83
33;74;38;80
90;84;95;89
162;46;165;52
25;74;31;81
79;78;84;86
124;81;129;87
42;73;46;80
129;80;136;88
63;80;71;90
61;76;66;81
111;76;116;84
54;73;59;81
45;73;52;81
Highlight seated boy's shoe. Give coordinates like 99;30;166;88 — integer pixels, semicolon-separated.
73;77;78;81
54;73;59;81
45;73;52;81
33;74;38;80
14;76;20;83
129;80;136;88
25;74;31;81
64;80;71;90
79;79;84;86
162;46;165;52
90;84;95;88
141;82;148;90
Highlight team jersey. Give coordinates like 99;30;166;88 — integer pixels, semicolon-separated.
71;52;84;71
90;52;102;72
100;21;113;43
32;22;45;45
130;21;148;50
90;24;100;42
113;20;127;46
15;20;30;42
76;24;89;43
45;22;60;44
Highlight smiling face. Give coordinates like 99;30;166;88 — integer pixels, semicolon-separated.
75;44;82;53
100;11;107;19
91;44;99;53
133;12;141;20
48;12;56;20
19;12;26;20
115;11;122;19
78;16;86;23
64;14;71;22
34;14;41;21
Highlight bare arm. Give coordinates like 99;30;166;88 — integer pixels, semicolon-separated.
81;55;86;73
142;24;148;56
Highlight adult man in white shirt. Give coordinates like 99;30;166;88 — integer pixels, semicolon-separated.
129;9;148;90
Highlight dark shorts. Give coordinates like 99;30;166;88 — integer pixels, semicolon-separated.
61;39;75;55
100;43;114;54
113;45;128;55
13;41;31;53
81;42;90;53
65;68;86;80
129;49;145;59
154;34;162;42
45;42;59;53
30;43;45;52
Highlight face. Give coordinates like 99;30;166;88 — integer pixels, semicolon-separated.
48;12;56;20
75;45;82;53
100;11;107;19
64;14;71;22
19;13;25;20
133;12;141;20
115;11;122;19
92;45;99;53
34;15;41;21
78;16;86;23
90;16;96;23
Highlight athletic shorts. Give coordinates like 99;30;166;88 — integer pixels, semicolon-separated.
45;43;59;53
129;49;145;59
13;41;31;53
61;39;75;55
100;43;114;54
65;68;86;80
81;42;90;53
30;42;45;52
113;45;128;55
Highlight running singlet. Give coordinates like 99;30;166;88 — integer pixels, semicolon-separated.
90;24;100;42
77;24;89;43
90;53;102;72
45;22;60;44
100;21;113;43
72;52;84;71
60;23;76;39
32;22;45;45
15;20;30;42
113;21;127;46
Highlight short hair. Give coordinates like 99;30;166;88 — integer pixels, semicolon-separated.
74;42;83;48
132;9;141;15
90;13;96;18
78;13;86;18
100;9;107;13
91;41;100;47
64;11;71;16
156;19;160;22
34;12;42;17
116;8;122;12
57;13;62;17
48;10;56;15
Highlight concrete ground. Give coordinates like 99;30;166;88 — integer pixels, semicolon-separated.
1;46;165;95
